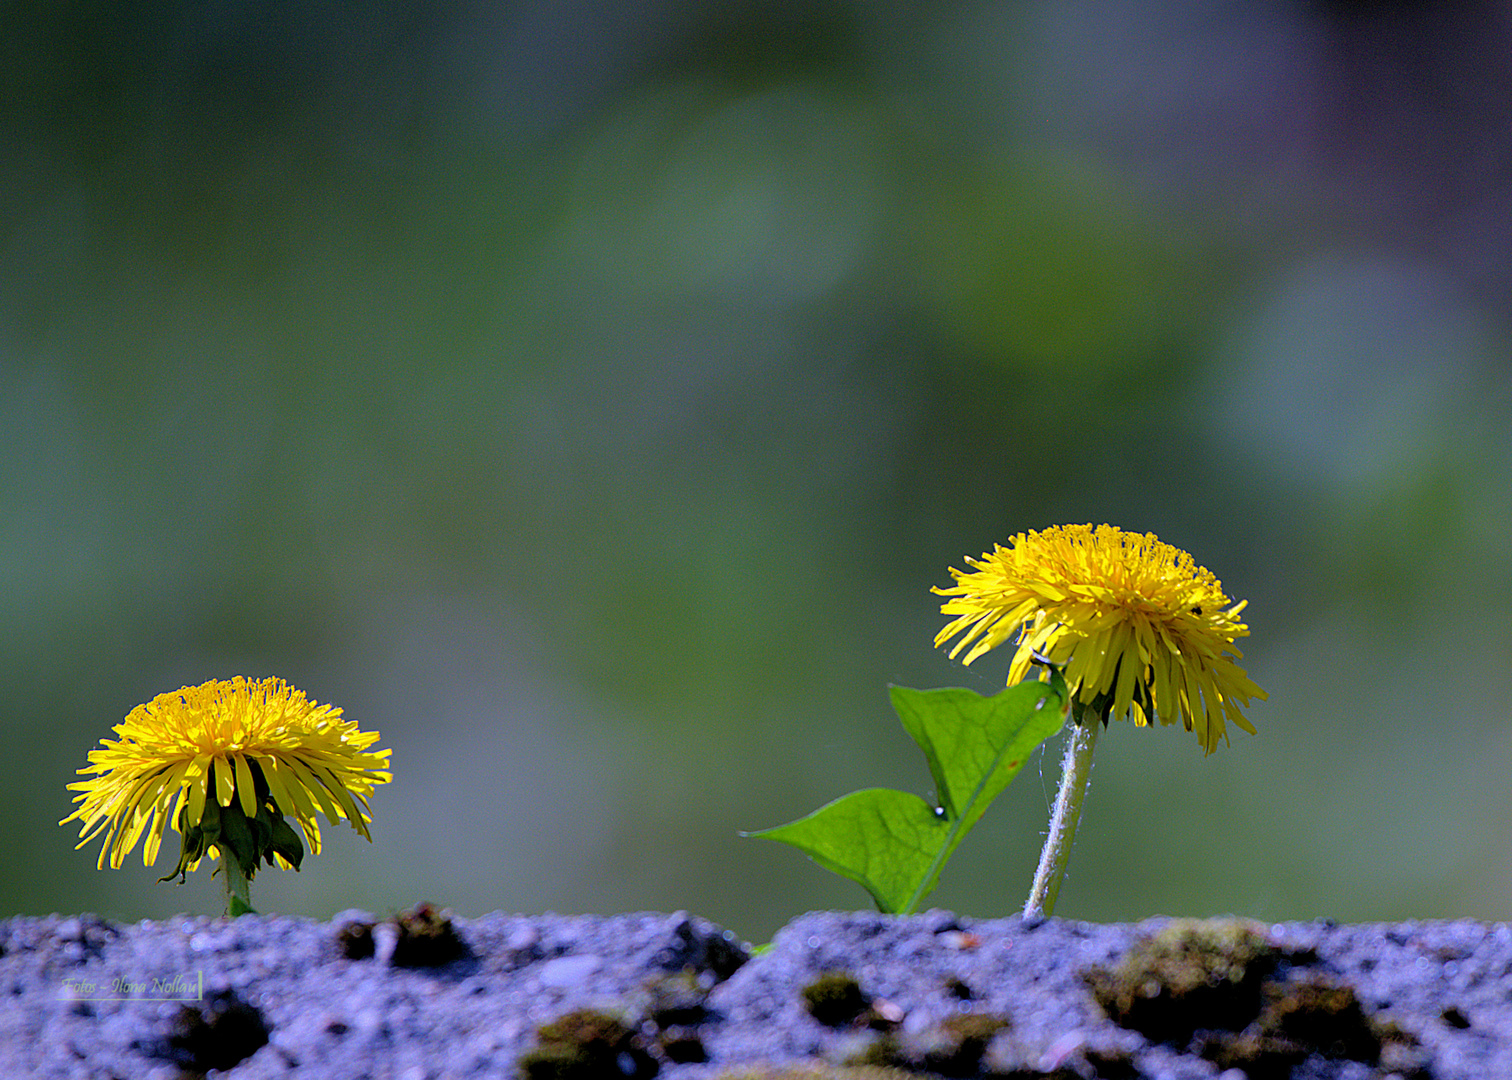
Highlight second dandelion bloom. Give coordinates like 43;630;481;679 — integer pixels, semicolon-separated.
934;524;1269;917
933;523;1267;754
61;676;392;915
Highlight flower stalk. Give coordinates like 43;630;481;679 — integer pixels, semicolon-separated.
1024;710;1101;918
222;853;254;917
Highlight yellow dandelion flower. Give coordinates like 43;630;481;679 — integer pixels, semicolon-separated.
61;677;392;876
933;524;1267;754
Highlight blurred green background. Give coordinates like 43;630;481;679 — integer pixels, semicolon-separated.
5;2;1511;941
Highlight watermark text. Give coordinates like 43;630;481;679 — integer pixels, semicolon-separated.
62;971;204;1001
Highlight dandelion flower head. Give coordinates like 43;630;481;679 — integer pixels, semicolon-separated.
62;677;392;871
933;524;1267;754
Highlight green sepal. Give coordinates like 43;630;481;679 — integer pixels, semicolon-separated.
216;799;260;881
160;797;219;884
158;783;306;885
248;801;274;854
264;808;305;870
744;678;1067;914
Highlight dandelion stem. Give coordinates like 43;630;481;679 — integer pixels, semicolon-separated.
222;856;254;917
1024;712;1101;918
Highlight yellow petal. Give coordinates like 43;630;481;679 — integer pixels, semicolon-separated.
212;756;235;807
234;754;258;819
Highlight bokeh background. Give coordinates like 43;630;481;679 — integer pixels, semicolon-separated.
5;1;1511;942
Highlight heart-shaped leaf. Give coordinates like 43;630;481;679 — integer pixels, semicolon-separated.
745;679;1066;914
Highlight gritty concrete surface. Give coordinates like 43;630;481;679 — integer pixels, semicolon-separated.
2;906;1508;1079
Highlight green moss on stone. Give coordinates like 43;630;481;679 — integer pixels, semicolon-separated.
801;971;871;1028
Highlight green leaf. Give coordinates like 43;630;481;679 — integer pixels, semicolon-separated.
744;679;1066;914
746;788;948;913
890;682;1061;840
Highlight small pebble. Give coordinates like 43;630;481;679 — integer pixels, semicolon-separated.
537;954;602;988
372;922;401;966
507;926;541;951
